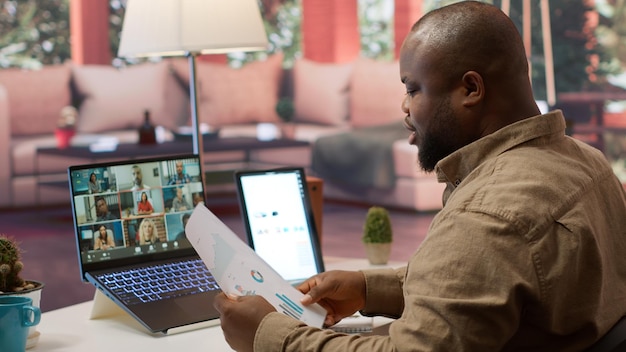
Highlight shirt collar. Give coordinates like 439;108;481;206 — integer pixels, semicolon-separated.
435;110;567;188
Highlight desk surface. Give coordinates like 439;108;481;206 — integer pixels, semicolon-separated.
31;258;401;352
33;300;227;351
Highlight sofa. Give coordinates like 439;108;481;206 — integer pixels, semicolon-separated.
0;54;445;211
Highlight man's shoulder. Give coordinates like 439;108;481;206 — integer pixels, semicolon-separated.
448;143;615;226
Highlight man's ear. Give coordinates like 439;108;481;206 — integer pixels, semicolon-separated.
461;71;484;107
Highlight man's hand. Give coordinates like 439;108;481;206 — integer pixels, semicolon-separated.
297;270;367;327
213;293;276;352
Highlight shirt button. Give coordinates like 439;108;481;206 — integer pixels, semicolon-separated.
454;179;461;186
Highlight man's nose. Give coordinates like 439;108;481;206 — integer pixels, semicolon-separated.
401;96;409;114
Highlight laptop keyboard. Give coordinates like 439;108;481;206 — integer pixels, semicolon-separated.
96;258;220;306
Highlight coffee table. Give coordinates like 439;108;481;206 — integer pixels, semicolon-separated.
36;137;308;160
35;137;310;204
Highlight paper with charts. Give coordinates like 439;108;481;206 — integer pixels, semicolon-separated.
186;204;326;328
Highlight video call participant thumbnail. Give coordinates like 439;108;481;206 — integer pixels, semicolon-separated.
95;196;120;222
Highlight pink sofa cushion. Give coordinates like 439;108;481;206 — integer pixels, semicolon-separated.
194;54;283;127
350;58;405;128
293;59;352;126
72;62;189;133
0;64;72;136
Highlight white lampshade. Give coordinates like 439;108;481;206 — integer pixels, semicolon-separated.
117;0;268;170
118;0;269;58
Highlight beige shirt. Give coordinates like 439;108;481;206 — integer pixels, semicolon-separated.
255;111;626;351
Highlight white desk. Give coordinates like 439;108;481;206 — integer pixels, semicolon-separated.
31;258;402;351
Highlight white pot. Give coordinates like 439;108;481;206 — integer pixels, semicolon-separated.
363;242;392;265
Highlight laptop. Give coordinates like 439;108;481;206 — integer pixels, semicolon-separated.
234;167;325;285
68;154;221;335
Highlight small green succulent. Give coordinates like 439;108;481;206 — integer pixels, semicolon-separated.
362;206;393;244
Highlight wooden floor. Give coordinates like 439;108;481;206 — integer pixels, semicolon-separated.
3;199;437;312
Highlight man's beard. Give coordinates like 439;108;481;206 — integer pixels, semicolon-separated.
417;97;462;172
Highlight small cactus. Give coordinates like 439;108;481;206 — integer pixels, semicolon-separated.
362;206;393;244
0;234;26;293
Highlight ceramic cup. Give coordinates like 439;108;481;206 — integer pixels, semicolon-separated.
0;296;41;352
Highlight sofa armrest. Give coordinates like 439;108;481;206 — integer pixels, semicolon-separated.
0;84;11;207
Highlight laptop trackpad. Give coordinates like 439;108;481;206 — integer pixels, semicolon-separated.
131;292;219;333
174;293;218;318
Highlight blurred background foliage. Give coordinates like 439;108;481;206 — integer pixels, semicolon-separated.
595;0;626;89
359;0;395;60
1;0;626;98
229;0;302;67
0;0;70;68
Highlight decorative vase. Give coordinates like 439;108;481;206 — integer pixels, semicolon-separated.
363;242;391;265
138;110;157;145
54;128;75;149
1;280;45;349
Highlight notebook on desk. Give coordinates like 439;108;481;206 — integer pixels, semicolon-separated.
234;167;325;285
67;154;221;335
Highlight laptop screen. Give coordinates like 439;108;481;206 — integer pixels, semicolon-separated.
68;155;205;280
235;167;325;284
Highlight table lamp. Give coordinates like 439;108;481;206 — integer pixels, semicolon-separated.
117;0;268;162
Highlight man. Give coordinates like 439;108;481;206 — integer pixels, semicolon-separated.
192;192;204;207
214;2;626;351
95;197;117;222
130;165;150;191
168;161;192;185
175;213;191;240
171;187;191;212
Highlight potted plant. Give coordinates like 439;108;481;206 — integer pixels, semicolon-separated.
362;206;393;265
55;105;77;149
1;234;44;349
275;97;296;139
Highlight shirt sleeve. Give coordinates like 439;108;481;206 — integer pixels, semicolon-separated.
255;312;396;351
361;267;406;317
253;268;406;351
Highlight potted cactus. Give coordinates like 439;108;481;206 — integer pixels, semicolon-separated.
1;234;44;349
362;206;393;265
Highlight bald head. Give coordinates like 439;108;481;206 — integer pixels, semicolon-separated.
408;1;529;92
